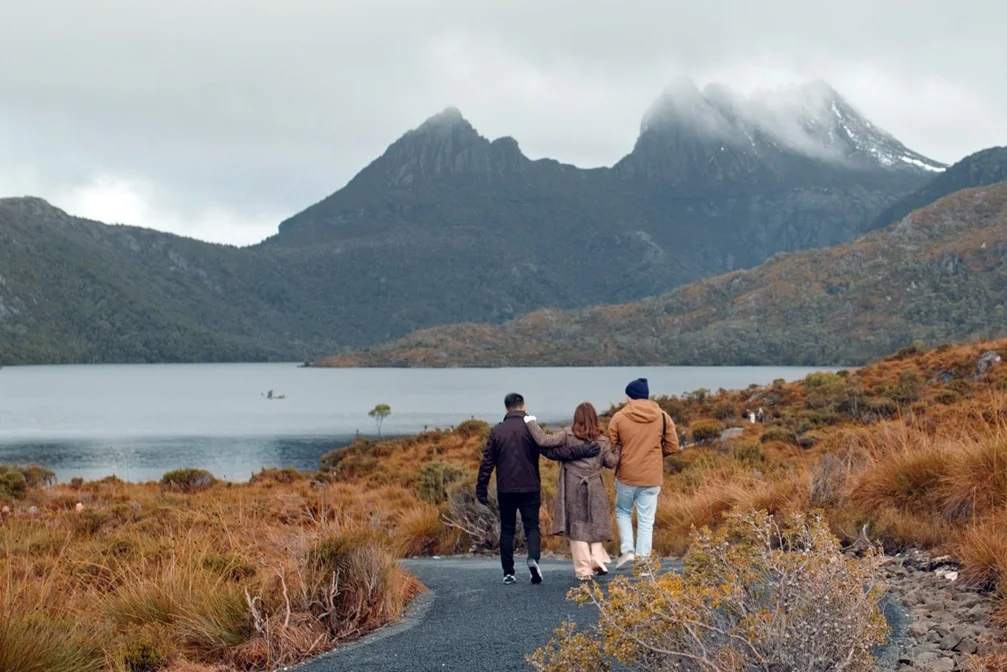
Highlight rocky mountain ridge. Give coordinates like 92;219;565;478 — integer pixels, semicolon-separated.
0;80;984;365
319;179;1007;368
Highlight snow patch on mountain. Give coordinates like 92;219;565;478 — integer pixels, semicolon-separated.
642;79;946;175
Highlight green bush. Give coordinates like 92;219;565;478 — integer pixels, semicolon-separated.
249;467;304;484
119;628;176;672
947;378;973;397
731;442;765;467
0;466;28;501
760;427;798;446
690;422;721;444
159;469;216;494
455;419;491;440
711;402;736;421
414;461;470;505
895;370;923;403
934;390;961;406
655;397;693;425
868;397;899;418
19;464;56;488
201;553;257;583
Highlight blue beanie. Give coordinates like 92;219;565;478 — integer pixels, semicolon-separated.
626;378;649;400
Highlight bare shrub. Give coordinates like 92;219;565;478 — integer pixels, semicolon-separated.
530;510;888;672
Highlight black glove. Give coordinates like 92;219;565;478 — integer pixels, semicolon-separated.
476;488;489;506
573;442;601;460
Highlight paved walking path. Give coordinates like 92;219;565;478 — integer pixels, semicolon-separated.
292;557;632;672
292;555;910;672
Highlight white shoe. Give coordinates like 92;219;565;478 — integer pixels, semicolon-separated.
615;552;635;570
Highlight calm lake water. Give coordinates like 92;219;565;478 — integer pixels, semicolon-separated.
0;363;833;483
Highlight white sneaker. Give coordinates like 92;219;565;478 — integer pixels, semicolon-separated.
615;552;635;570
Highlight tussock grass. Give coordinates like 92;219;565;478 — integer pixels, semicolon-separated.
4;337;1007;668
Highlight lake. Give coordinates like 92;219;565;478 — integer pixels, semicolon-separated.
0;363;833;482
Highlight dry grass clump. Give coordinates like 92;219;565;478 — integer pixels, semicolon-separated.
0;471;420;672
3;337;1006;669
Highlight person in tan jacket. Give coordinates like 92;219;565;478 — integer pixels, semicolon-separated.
607;378;680;569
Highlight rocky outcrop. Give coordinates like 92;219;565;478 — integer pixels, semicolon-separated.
881;551;1001;671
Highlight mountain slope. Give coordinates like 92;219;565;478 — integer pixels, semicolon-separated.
872;146;1007;229
0;81;958;365
0;198;330;363
262;81;940;342
319;181;1007;368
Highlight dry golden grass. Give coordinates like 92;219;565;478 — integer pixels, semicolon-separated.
0;476;420;672
3;337;1007;669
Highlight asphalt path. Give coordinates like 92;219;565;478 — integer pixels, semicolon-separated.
291;556;638;672
292;556;908;672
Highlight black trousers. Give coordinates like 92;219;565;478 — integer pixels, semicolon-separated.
497;491;541;575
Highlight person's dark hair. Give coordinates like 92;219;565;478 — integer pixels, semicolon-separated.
572;402;601;441
504;393;525;411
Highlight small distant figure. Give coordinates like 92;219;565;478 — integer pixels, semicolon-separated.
28;505;40;518
262;390;286;400
75;502;84;514
756;407;766;424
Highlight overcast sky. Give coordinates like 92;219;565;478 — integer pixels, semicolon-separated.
2;0;1004;246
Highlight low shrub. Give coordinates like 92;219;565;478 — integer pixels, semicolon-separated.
730;442;765;468
118;626;177;671
249;467;304;484
159;469;216;494
441;479;508;552
760;427;798;446
18;464;56;488
655;396;693;425
530;511;887;672
935;389;962;405
413;461;470;505
455;419;491;440
0;467;27;501
711;401;735;421
304;533;415;639
202;552;258;583
690;421;721;444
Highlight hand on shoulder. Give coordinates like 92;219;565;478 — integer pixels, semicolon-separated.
524;415;537;424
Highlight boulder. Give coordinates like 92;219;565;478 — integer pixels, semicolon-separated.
978;350;1002;375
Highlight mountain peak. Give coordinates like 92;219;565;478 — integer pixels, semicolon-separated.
626;80;945;183
416;106;470;133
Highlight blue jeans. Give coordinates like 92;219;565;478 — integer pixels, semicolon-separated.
615;480;661;557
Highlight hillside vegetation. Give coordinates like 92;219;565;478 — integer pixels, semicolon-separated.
2;83;963;365
5;338;1007;670
322;180;1007;367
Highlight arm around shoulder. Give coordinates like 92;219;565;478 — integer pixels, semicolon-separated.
526;420;568;448
600;437;620;469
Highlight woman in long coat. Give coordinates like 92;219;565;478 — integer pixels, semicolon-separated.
527;402;619;580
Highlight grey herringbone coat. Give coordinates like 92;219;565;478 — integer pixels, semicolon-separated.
527;421;619;542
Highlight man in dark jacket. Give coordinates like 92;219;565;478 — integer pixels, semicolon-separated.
477;393;599;584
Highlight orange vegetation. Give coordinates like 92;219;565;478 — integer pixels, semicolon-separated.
4;337;1007;670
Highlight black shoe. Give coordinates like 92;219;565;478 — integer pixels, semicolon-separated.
503;574;516;585
528;559;543;584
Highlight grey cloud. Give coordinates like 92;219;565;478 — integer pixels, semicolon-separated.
1;0;1004;244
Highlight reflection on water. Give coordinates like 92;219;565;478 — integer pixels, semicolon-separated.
0;436;357;483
